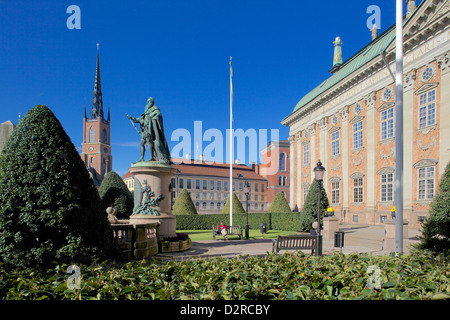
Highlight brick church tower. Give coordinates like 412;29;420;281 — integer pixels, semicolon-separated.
81;44;112;186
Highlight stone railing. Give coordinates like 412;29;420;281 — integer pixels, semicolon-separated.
111;221;160;260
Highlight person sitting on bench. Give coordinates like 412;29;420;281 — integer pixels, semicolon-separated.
218;221;228;238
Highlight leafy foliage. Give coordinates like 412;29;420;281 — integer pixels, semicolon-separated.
299;179;330;232
0;251;449;300
98;171;133;219
0;105;114;268
268;191;292;213
418;161;450;254
172;189;198;215
221;192;245;214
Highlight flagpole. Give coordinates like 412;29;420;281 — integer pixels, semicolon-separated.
395;0;404;255
229;56;233;227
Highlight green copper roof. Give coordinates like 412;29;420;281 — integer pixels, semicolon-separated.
291;25;396;114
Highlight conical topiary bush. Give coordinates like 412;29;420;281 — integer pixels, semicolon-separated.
0;105;114;268
172;189;198;215
222;192;245;214
99;171;134;219
268;191;292;213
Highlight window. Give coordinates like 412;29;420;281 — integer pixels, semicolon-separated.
102;128;107;144
179;179;183;189
171;178;176;189
419;90;436;128
202;202;206;209
418;167;435;200
217;202;221;209
381;108;394;140
303;143;310;165
89;127;95;143
210;193;214;200
210;202;214;209
353;177;363;203
202;192;207;200
331;131;340;156
381;173;394;201
255;183;258;192
195;192;200;199
261;184;265;192
353;121;363;149
217;181;221;191
224;181;228;191
187;179;192;189
279;153;286;171
353;215;359;222
210;180;214;190
196;180;200;190
239;182;243;191
203;180;207;190
331;181;340;204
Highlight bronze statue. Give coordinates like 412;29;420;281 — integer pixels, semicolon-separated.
132;179;164;216
126;97;171;164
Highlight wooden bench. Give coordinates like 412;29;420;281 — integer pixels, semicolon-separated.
212;225;243;240
272;235;316;254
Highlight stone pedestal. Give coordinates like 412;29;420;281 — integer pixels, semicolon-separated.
323;216;340;241
384;219;409;253
129;162;178;242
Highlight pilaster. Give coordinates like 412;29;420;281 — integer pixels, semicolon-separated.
437;51;450;179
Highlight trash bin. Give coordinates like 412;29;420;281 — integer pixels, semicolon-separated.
334;231;345;248
260;223;266;234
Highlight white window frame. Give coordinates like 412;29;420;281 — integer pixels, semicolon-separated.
353;177;364;203
331;181;340;204
418;89;436;129
303;143;310;166
380;173;394;202
418;166;435;200
381;108;394;140
331;130;340;156
353;121;363;149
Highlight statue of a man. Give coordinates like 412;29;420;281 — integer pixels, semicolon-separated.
126;97;171;164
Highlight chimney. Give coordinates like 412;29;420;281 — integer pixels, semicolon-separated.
371;24;378;41
406;0;416;19
250;161;256;171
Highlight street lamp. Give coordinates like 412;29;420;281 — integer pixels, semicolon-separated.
314;160;326;257
244;181;250;240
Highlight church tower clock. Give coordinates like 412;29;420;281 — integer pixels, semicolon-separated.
81;44;112;186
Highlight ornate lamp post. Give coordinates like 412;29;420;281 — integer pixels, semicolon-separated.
314;160;326;257
244;181;250;240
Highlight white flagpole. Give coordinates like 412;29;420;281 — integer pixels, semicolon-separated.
395;0;404;255
229;56;233;227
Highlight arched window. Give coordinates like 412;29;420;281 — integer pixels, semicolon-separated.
279;153;286;171
89;127;95;143
102;128;107;144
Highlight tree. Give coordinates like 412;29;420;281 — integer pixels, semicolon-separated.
98;171;133;219
299;179;330;232
268;192;292;213
418;161;450;254
222;192;245;214
0;105;114;268
172;189;198;215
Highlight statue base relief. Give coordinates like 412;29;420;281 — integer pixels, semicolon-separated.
129;162;178;242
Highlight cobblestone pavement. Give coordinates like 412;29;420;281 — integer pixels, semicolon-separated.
155;224;421;262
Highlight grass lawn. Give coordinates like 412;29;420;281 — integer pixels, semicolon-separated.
176;229;303;241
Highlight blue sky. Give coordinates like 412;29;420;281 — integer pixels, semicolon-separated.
0;0;407;176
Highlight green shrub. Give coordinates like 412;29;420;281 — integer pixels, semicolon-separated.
271;212;302;231
0;105;114;268
98;171;133;219
268;191;292;213
221;192;245;214
299;179;330;232
172;189;198;215
418;161;450;254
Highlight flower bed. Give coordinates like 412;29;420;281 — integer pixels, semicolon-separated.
160;233;192;253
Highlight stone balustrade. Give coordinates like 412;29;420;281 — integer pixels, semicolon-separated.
110;221;160;260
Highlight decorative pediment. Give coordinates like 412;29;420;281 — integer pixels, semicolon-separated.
377;167;395;175
378;101;395;112
350;115;365;124
329;176;342;183
415;82;439;95
413;158;438;168
350;172;365;179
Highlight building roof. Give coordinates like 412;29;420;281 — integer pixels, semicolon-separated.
122;158;268;182
289;25;396;115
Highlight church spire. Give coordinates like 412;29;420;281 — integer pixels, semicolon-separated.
91;43;104;120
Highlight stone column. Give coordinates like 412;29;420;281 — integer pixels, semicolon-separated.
296;131;303;210
365;92;377;224
319;117;329;193
403;69;417;220
437;51;450;179
288;135;295;209
309;123;316;178
340;106;350;223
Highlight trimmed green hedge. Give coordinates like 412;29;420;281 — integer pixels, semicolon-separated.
176;212;300;231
